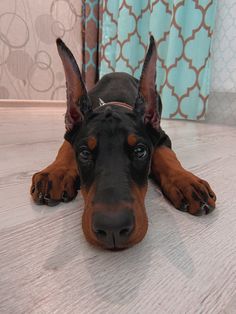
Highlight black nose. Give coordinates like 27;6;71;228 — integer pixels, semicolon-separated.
92;209;134;249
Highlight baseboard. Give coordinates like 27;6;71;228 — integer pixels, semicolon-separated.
0;99;66;108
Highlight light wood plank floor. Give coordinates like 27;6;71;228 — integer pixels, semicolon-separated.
0;106;235;314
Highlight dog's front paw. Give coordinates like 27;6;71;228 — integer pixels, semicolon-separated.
31;164;79;206
161;171;216;216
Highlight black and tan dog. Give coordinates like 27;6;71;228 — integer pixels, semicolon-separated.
31;36;216;250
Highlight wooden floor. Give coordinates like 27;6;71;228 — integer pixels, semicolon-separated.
0;106;236;314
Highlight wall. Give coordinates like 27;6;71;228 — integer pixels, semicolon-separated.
1;1;236;100
0;0;82;101
211;0;236;92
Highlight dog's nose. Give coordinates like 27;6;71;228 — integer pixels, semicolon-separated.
92;209;134;249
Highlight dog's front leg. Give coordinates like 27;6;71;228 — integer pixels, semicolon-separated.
151;146;216;215
31;140;79;206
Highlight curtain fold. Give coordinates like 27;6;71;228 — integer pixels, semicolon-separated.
82;0;102;90
98;0;218;120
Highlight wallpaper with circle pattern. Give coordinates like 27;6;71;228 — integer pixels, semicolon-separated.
0;0;82;100
99;0;218;120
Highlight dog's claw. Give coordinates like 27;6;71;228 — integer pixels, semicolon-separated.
43;193;60;206
47;199;60;207
44;194;51;202
179;201;189;212
192;203;215;216
202;203;214;215
62;191;69;202
35;192;44;205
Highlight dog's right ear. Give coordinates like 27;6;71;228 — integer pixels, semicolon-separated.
56;38;92;131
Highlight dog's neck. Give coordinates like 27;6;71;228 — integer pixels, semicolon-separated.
98;98;133;111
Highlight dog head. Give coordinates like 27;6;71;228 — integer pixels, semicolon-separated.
57;36;161;250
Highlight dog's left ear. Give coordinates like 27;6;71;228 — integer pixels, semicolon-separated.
134;36;160;130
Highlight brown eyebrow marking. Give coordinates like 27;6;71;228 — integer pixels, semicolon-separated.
87;136;97;150
127;134;137;146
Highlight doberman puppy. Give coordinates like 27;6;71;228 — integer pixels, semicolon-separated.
31;36;216;250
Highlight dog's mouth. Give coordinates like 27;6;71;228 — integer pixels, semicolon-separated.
96;237;133;251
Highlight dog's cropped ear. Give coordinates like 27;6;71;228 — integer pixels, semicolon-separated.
56;38;92;131
134;36;160;130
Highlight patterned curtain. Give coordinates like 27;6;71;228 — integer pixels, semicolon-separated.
82;0;102;90
99;0;218;120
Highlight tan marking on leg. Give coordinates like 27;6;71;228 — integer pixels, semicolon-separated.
151;146;216;215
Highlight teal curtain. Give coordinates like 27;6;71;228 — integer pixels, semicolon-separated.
99;0;217;120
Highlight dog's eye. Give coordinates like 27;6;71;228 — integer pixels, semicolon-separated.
133;144;148;160
79;148;91;162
